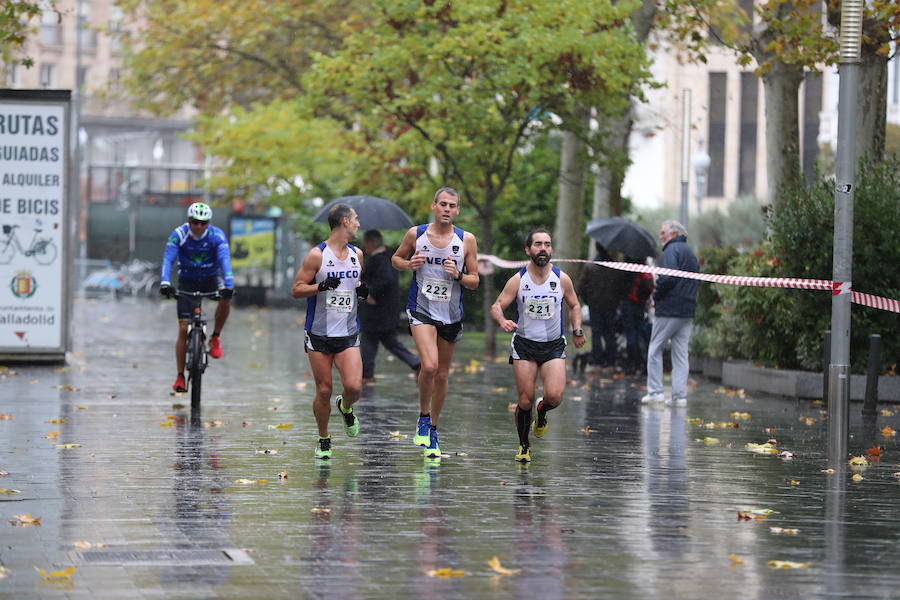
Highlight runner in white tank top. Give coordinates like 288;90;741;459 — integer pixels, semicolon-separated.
491;229;585;463
406;224;466;325
291;204;366;461
392;187;480;458
306;241;362;338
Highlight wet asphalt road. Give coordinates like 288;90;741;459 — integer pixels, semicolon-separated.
1;297;900;599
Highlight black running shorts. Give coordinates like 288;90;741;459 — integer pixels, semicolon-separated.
305;331;360;355
509;334;566;366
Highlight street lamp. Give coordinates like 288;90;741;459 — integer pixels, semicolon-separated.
692;141;711;215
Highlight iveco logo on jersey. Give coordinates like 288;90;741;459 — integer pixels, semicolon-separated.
424;256;453;265
326;270;359;279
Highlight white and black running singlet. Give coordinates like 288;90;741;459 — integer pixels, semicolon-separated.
513;265;565;343
406;225;466;325
305;242;361;337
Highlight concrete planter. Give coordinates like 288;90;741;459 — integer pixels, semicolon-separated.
721;359;900;402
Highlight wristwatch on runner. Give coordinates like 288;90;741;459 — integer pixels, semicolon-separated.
572;328;584;337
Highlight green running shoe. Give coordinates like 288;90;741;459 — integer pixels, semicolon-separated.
515;444;532;463
315;436;332;460
533;397;548;438
424;426;441;458
414;414;431;446
336;395;359;437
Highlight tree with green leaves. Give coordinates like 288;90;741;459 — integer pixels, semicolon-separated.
114;0;363;116
1;0;49;70
307;0;651;355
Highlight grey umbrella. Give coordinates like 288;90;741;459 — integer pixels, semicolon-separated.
585;217;658;259
313;195;414;231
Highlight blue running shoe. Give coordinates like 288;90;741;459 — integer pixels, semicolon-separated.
424;426;441;458
414;414;431;447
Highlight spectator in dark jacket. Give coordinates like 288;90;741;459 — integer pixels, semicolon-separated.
359;230;420;384
577;242;631;371
641;220;700;406
620;256;653;375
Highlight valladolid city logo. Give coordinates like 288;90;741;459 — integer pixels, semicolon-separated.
10;270;37;299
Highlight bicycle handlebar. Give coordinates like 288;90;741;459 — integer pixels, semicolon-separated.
173;290;221;299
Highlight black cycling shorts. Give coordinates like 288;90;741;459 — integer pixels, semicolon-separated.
177;277;219;320
509;334;566;366
408;310;463;344
305;331;360;355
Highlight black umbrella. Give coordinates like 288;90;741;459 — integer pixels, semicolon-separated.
585;217;658;259
313;195;414;231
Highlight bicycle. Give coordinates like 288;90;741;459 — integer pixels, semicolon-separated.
0;224;58;265
174;290;220;406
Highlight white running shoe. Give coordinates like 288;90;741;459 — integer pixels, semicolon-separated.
641;392;665;404
665;397;688;407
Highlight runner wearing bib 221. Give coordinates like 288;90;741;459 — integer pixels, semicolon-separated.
491;228;585;463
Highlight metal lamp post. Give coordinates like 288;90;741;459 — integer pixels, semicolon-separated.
692;142;711;215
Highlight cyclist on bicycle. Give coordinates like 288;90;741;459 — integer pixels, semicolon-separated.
159;202;235;393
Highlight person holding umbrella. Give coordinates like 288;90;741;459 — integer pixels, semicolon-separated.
392;187;479;459
359;229;421;383
291;203;367;460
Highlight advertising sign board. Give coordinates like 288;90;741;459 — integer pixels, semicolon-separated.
0;90;71;360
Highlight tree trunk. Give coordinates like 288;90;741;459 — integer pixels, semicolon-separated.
480;211;496;359
591;108;632;222
761;61;804;210
856;49;887;163
554;108;590;283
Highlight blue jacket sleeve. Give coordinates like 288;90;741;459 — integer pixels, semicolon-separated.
654;247;677;300
160;229;180;284
216;233;234;289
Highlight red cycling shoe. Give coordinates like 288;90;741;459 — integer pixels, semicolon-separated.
172;374;187;393
209;336;223;359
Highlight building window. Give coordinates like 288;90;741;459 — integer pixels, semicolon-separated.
738;72;758;196
77;66;89;90
39;63;55;88
78;1;97;50
802;72;823;185
109;5;125;54
108;68;121;92
4;65;17;87
39;4;62;46
707;72;727;197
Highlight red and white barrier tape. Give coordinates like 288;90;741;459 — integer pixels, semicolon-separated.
475;254;900;314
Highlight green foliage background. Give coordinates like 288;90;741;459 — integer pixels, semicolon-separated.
692;160;900;373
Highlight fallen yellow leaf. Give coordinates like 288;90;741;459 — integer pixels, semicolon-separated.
766;560;809;569
76;405;88;410
728;554;744;566
427;568;466;578
487;556;521;576
581;426;595;435
159;421;174;428
789;480;800;485
492;387;508;393
698;437;720;445
822;468;835;474
728;412;751;420
233;478;268;485
0;565;9;579
0;488;21;495
34;566;76;580
880;409;895;417
72;541;107;549
277;471;288;480
882;426;896;437
46;418;67;425
268;423;292;430
851;473;864;482
848;455;869;467
42;431;59;440
745;442;777;454
54;443;81;449
770;527;800;535
311;507;331;514
388;431;408;439
10;513;41;526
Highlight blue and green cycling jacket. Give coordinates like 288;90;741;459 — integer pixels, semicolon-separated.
160;223;234;288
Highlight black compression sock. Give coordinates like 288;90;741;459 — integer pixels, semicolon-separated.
420;412;430;419
211;332;220;337
515;406;532;446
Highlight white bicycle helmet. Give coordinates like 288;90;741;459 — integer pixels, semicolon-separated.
187;202;212;221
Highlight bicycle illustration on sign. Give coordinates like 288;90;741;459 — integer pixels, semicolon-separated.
0;223;58;265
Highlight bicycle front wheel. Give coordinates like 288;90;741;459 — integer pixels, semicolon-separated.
188;328;204;406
